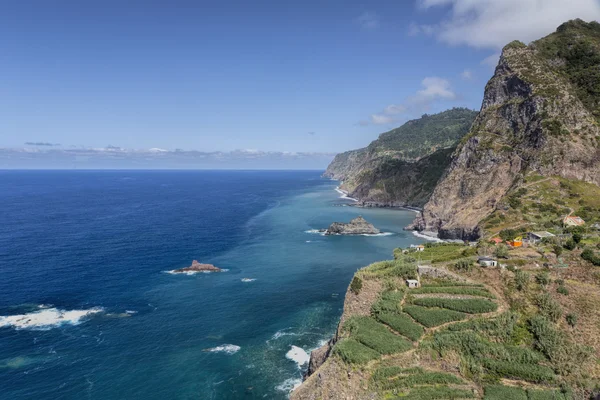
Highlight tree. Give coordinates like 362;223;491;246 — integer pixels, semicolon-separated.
494;244;509;259
564;239;576;251
553;245;563;256
572;232;583;243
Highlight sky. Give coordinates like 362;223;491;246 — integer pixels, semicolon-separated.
2;0;600;168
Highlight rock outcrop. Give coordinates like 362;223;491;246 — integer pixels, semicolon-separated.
172;260;222;273
325;216;380;235
324;109;478;208
416;20;600;240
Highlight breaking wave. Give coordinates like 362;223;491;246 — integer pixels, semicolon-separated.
0;307;104;331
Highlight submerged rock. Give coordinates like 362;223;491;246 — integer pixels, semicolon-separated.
324;216;380;235
172;260;222;273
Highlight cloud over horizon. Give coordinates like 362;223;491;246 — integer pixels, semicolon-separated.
361;77;456;125
412;0;600;49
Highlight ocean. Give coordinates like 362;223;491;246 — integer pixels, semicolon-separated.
0;170;423;399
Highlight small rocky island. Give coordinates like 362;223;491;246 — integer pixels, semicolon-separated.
172;260;222;273
324;216;380;235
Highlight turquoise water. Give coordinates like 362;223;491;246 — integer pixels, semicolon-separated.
0;170;422;399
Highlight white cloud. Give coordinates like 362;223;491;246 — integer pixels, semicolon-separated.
360;77;456;125
384;104;407;115
480;52;501;68
357;12;380;30
460;69;473;80
414;0;600;49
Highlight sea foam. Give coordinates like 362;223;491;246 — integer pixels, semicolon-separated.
204;344;241;354
275;377;302;393
334;187;358;202
411;230;445;242
0;307;104;330
286;345;310;368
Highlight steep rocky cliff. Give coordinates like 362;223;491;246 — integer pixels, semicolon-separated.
324;109;477;208
416;20;600;240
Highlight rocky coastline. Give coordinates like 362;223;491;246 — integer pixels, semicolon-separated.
322;216;380;235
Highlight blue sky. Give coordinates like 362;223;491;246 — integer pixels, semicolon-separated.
2;0;600;162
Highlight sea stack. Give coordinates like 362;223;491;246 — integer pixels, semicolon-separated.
325;216;380;235
172;260;222;273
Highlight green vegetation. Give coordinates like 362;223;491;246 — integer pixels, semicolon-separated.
482;359;555;382
392;387;475;400
412;298;498;314
581;248;600;266
556;285;569;296
566;313;578;327
350;276;362;294
536;293;563;322
375;312;424;341
420;278;485;288
403;305;467;327
371;290;404;314
360;259;418;280
484;385;527;400
515;270;530;291
536;271;551;286
333;338;380;364
395;243;470;264
411;286;496;299
368;108;478;160
343;316;413;355
371;366;465;390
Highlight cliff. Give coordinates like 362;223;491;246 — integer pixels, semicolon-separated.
324;109;477;208
416;20;600;240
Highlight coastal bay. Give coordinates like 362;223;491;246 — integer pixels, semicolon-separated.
0;170;422;399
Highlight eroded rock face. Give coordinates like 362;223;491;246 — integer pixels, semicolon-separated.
325;216;380;235
172;260;222;273
416;26;600;240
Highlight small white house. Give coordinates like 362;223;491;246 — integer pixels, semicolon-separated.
478;257;498;267
406;279;420;289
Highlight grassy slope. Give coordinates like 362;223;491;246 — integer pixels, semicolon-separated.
294;241;600;400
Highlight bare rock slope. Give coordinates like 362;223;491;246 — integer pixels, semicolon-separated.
417;20;600;240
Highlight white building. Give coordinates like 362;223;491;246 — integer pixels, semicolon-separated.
478;257;498;267
406;279;420;288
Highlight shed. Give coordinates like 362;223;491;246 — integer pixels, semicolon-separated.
414;245;425;252
527;231;555;243
489;237;503;245
478;257;498;267
406;279;420;289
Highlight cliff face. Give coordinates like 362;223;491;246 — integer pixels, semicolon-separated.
324;109;477;208
418;20;600;240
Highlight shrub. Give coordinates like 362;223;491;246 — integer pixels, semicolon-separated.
371;290;404;314
527;389;571;400
553;245;563;256
494;244;509;259
412;298;498;314
556;285;569;296
344;316;412;355
535;271;551;286
403;305;467;327
375;312;424;341
515;270;530;291
566;313;578;327
572;232;583;243
455;258;474;271
446;312;519;342
350;276;362;294
334;339;380;364
563;239;576;251
484;385;527;400
581;248;600;266
536;293;563;322
411;286;495;299
482;359;555;383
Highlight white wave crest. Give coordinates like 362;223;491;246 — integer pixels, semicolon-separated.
360;232;394;237
276;377;302;393
0;307;104;331
304;229;325;236
286;345;310;368
334;187;358;202
241;278;256;282
411;231;445;242
204;344;240;354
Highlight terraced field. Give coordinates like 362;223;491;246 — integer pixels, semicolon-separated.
326;260;575;400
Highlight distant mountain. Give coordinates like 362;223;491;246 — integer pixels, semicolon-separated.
324;108;478;207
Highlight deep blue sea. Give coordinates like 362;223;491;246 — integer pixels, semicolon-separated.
0;170;422;399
